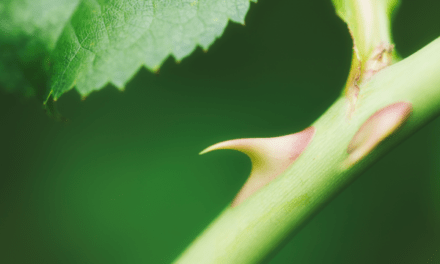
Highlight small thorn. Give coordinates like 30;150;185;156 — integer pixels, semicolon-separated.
175;60;181;64
242;22;245;26
203;49;208;53
81;96;87;101
344;102;413;168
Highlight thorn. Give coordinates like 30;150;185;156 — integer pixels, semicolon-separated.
81;96;87;101
242;22;246;26
343;102;413;168
200;126;316;207
175;60;181;64
203;49;208;53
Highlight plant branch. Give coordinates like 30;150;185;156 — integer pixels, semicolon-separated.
173;1;440;263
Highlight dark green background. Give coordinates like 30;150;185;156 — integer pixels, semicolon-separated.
1;1;439;263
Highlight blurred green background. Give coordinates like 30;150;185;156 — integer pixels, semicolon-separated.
1;0;440;263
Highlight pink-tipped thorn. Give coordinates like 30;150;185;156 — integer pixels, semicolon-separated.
200;126;316;207
344;101;413;167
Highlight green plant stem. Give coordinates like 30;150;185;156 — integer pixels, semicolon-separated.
172;36;440;264
333;0;397;62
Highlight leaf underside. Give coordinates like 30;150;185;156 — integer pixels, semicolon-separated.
0;0;256;102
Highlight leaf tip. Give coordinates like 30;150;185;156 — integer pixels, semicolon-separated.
152;65;160;74
43;90;54;105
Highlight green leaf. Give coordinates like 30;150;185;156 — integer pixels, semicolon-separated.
0;0;81;99
0;0;256;102
49;0;256;101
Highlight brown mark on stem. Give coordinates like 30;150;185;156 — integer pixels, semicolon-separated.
344;26;362;120
362;42;395;82
344;29;395;120
200;126;316;207
343;102;413;168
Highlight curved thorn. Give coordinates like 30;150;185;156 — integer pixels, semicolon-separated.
200;126;316;207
